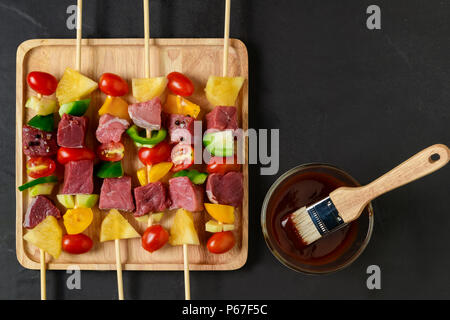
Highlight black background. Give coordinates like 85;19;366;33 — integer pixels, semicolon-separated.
1;0;450;300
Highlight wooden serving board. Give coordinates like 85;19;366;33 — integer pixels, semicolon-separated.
16;38;248;271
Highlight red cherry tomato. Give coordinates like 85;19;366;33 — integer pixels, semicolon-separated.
207;231;236;254
57;147;95;165
207;156;241;175
26;157;56;179
98;73;129;97
62;234;93;254
171;144;194;172
96;142;125;162
27;71;58;96
141;225;169;253
167;72;195;97
138;141;172;166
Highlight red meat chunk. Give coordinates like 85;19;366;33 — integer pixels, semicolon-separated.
206;172;243;207
95;113;129;143
205;106;238;132
99;176;135;212
167;114;195;144
23;195;61;229
128;97;161;130
134;182;170;217
57;114;88;148
60;160;94;194
168;177;204;212
22;125;57;157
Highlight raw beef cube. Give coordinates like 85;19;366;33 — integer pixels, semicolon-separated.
99;176;135;212
128;97;161;130
23;195;61;229
61;160;94;194
95;113;129;143
57;113;88;148
167;114;195;144
205;106;238;132
206;172;243;207
134;182;170;217
22;125;58;157
168;177;204;212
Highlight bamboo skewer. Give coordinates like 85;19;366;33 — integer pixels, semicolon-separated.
115;239;124;300
40;249;46;300
222;0;231;77
183;244;190;300
143;0;153;189
75;0;83;71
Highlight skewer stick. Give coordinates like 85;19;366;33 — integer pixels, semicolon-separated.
76;0;83;71
40;249;46;300
222;0;231;77
143;0;152;182
115;239;124;300
183;244;190;300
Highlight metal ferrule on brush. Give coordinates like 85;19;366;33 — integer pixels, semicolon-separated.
306;197;344;235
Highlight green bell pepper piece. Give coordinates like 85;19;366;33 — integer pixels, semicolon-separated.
96;161;124;178
18;175;58;192
59;99;91;117
126;125;167;147
203;130;234;157
173;169;208;185
27;114;54;132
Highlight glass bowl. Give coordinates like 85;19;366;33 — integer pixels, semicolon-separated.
261;163;374;274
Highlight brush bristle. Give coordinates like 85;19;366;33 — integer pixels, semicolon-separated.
291;207;322;245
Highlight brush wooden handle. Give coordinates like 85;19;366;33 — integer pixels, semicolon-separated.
331;144;450;222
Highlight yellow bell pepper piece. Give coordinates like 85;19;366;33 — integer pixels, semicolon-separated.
204;203;235;224
137;167;148;186
98;96;130;121
63;208;94;235
149;162;173;183
163;94;200;119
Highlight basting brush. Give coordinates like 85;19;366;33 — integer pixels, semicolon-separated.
287;144;450;246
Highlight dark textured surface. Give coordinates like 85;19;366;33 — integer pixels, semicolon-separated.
1;0;450;300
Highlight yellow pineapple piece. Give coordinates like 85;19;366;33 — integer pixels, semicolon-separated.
100;209;140;242
132;77;167;102
23;216;62;259
98;96;130;121
222;224;235;231
205;76;245;106
169;209;199;246
205;220;223;233
56;67;98;105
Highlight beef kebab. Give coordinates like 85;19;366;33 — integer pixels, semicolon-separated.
95;72;140;301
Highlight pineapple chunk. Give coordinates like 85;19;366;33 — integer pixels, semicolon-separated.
132;77;167;102
25;96;57;116
100;209;140;242
205;76;245;106
222;224;235;231
23;216;62;259
205;220;223;233
98;96;130;121
169;209;200;246
56;68;98;105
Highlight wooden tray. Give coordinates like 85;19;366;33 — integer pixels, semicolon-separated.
16;38;248;271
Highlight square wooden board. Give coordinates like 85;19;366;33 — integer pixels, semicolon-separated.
16;38;248;271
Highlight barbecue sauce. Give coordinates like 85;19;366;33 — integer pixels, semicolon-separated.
268;171;359;266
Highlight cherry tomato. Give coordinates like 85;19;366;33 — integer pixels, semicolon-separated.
138;141;172;166
171;144;194;172
98;73;129;97
142;225;169;253
62;234;93;254
167;72;195;97
26;157;56;178
207;231;236;254
96;142;125;162
207;156;241;175
57;147;95;165
27;71;58;96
